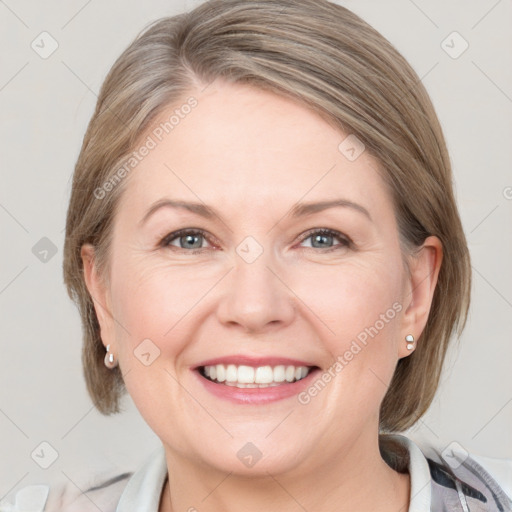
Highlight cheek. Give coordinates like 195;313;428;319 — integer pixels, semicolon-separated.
107;263;202;432
291;255;404;346
297;256;404;405
110;256;210;336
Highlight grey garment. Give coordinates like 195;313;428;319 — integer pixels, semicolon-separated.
380;435;512;512
428;453;512;512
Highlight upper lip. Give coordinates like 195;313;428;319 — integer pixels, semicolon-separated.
193;355;317;369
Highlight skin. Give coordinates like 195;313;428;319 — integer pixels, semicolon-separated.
82;80;442;512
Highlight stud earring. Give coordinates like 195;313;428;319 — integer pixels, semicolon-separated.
104;344;118;369
405;334;415;350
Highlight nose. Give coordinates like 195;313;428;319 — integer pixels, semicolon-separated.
216;249;296;334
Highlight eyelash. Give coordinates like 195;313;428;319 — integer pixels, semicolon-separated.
159;228;352;254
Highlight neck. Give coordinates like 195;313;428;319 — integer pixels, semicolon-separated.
159;434;410;512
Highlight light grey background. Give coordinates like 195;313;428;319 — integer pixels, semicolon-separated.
1;0;511;499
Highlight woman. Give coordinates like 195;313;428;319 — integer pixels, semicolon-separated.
2;0;510;510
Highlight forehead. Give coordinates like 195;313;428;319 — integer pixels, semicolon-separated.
117;81;393;221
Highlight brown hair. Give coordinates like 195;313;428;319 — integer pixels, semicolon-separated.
63;0;471;432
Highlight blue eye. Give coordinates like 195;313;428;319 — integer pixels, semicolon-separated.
299;228;351;250
161;229;210;251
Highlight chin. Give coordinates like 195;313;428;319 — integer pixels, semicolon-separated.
179;433;310;477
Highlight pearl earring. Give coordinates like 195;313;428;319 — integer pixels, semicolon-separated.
104;344;118;369
405;334;415;350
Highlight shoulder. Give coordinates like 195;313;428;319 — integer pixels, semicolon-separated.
385;434;512;511
470;452;512;500
1;445;167;512
427;446;512;511
0;471;132;512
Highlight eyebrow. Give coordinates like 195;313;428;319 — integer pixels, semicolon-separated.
140;199;216;226
139;198;372;226
289;199;371;221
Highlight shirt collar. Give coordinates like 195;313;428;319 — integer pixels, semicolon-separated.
389;434;432;512
116;443;168;512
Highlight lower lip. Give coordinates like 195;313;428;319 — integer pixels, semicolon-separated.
194;369;320;404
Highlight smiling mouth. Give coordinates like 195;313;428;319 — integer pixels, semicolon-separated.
199;364;318;388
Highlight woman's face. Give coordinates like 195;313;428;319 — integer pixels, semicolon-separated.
84;80;438;475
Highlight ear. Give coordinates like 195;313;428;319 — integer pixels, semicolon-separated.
398;235;443;359
81;244;116;351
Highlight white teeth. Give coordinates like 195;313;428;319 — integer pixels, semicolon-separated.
202;363;311;387
237;365;255;383
273;365;286;382
216;364;226;382
226;364;237;382
255;366;273;384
